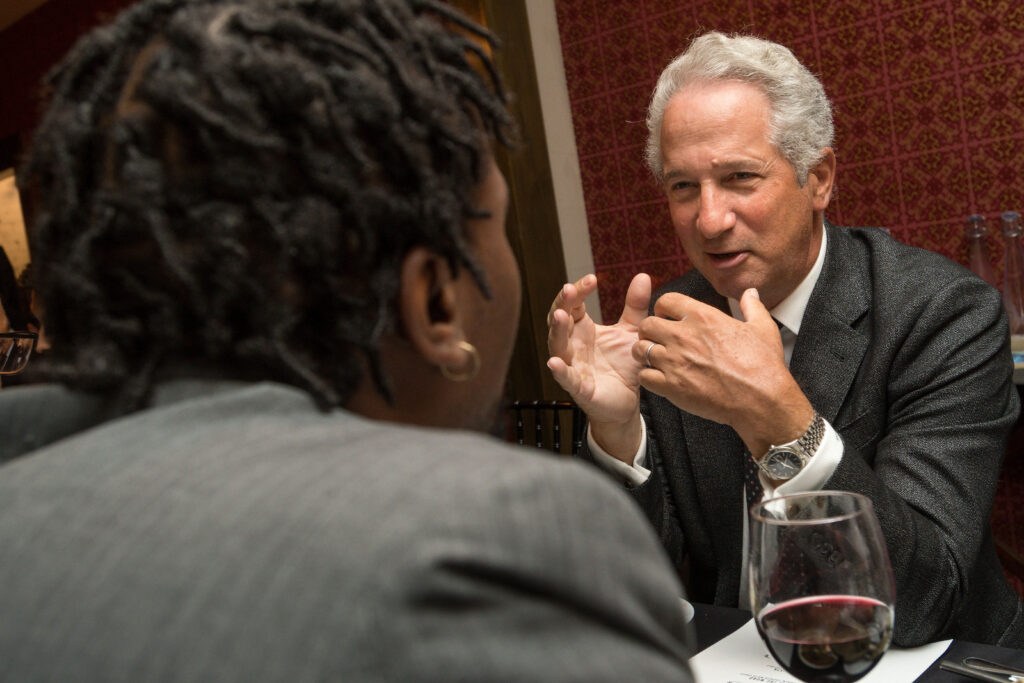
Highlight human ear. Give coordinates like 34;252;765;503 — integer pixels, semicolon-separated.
807;148;837;211
397;246;466;370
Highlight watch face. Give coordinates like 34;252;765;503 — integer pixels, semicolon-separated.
764;449;804;479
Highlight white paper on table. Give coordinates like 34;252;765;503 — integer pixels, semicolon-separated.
689;619;952;683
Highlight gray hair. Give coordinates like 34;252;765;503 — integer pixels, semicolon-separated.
645;32;834;185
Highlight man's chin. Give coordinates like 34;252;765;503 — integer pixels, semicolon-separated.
700;271;759;303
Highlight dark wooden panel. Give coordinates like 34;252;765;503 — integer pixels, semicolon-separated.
481;0;570;404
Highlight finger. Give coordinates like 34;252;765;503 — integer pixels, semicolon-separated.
652;291;698;321
546;282;574;326
546;307;573;359
619;273;652;327
738;288;777;340
632;339;658;368
546;356;586;399
566;274;598;322
547;274;598;325
573;273;599;299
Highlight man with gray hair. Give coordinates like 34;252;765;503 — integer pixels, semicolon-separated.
548;31;1024;647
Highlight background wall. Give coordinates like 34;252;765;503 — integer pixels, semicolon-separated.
525;0;601;320
0;0;137;279
554;0;1024;323
0;0;137;151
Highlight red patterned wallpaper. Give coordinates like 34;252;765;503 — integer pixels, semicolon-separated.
0;0;138;151
555;0;1024;323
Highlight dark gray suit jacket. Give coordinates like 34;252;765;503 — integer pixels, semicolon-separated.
602;222;1024;648
0;380;694;681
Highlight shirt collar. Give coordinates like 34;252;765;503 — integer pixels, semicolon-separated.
727;222;827;334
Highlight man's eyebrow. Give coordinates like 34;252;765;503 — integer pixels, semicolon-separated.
662;158;762;181
711;158;763;171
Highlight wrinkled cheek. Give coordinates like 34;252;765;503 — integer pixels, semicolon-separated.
669;207;693;236
675;233;702;264
669;211;698;247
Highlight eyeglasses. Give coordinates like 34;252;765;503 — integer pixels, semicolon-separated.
0;332;37;375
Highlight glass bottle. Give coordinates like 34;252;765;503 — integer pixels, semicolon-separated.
1000;211;1024;335
964;214;998;288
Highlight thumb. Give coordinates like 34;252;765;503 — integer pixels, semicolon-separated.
739;288;776;337
619;273;652;328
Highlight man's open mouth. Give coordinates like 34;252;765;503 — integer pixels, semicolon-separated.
706;251;748;267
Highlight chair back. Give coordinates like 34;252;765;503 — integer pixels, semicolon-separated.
507;400;584;456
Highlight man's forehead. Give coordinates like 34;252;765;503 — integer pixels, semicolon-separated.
660;85;772;139
669;79;772;112
658;84;782;177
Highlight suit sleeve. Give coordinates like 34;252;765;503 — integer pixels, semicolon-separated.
396;457;696;682
578;398;692;588
827;274;1019;646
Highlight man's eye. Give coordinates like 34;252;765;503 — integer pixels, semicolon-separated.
731;172;757;181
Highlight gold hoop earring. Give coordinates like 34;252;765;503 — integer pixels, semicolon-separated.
440;340;480;382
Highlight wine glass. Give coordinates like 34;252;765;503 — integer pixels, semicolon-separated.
748;491;896;683
0;331;36;375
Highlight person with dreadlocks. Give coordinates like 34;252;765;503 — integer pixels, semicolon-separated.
0;1;695;680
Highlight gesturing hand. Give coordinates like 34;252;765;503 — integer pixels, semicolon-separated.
546;273;651;438
633;288;813;456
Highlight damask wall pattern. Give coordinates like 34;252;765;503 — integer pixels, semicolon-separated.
554;0;1024;323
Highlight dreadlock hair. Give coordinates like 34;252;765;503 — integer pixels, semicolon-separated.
20;0;515;410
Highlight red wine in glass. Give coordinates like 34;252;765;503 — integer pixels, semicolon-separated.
757;594;893;683
749;492;896;683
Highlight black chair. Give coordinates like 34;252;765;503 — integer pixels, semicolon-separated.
507;400;585;456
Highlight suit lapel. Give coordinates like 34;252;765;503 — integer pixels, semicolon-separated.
789;222;870;424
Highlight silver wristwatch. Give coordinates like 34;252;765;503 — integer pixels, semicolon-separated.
757;411;825;481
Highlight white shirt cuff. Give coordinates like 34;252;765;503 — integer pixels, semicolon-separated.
763;417;844;498
587;416;651;487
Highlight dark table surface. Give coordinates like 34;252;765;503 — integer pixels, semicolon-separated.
692;602;1024;682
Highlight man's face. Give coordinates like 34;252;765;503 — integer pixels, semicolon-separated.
659;80;829;309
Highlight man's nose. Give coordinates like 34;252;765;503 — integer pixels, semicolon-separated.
695;185;736;239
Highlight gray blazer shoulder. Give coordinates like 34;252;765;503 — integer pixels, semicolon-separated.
0;381;695;682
